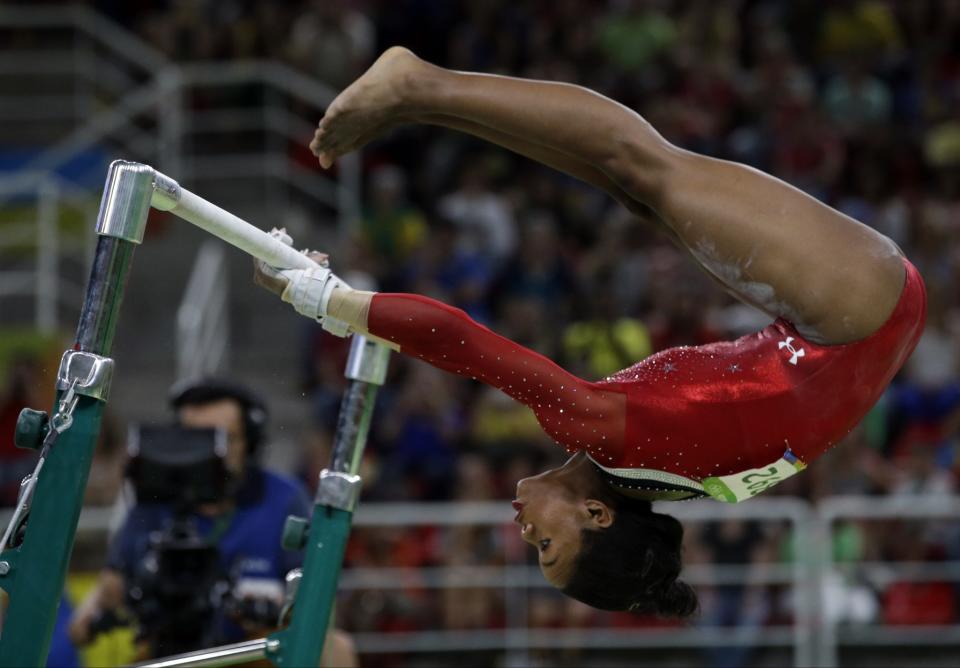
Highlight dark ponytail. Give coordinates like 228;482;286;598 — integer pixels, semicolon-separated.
629;578;699;618
561;495;699;619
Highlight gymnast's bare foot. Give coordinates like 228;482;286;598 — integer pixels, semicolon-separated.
311;46;427;168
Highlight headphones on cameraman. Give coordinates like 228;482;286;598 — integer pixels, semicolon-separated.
168;377;269;460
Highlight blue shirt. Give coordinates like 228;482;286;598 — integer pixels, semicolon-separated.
46;596;80;668
107;468;311;643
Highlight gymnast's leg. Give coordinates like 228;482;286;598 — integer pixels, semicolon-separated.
410;112;682;246
313;48;905;345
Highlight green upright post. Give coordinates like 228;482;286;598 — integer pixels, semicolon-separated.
0;161;153;666
0;395;105;663
269;336;390;668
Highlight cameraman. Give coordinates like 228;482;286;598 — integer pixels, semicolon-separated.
68;378;356;666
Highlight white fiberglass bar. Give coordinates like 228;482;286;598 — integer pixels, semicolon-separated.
150;167;317;271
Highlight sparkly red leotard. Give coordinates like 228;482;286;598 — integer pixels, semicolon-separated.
366;258;925;502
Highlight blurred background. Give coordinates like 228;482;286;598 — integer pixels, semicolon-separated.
1;0;960;666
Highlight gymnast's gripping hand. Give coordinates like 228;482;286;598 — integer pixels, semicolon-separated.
252;229;353;337
310;47;423;168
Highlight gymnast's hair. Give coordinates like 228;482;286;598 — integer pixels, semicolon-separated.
561;483;699;618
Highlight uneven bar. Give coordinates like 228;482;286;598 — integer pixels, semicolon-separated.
151;169;317;271
133;638;270;668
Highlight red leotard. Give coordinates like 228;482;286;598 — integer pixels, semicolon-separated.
366;258;925;501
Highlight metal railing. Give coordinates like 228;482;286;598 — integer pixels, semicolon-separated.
0;172;97;333
0;5;175;176
0;7;361;371
814;495;960;666
0;6;360;234
174;60;360;235
346;499;815;666
3;495;960;665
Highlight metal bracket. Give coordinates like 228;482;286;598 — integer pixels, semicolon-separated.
344;336;390;385
0;476;36;572
278;568;302;626
314;470;362;512
56;351;114;402
150;171;181;211
95;160;155;244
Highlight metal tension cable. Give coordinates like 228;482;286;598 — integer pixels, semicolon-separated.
0;379;81;558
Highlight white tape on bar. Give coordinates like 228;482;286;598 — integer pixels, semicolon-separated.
153;176;317;270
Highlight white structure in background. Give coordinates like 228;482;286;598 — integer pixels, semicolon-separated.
176;240;228;380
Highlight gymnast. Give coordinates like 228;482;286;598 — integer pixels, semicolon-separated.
254;47;925;618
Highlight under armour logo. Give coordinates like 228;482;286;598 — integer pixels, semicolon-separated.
778;337;805;365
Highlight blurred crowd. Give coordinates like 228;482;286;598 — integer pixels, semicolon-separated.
288;0;960;646
6;0;960;663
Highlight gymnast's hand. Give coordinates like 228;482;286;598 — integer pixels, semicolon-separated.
310;47;424;168
252;228;328;297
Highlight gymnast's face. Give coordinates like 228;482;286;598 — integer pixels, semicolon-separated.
514;453;614;588
178;399;248;477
